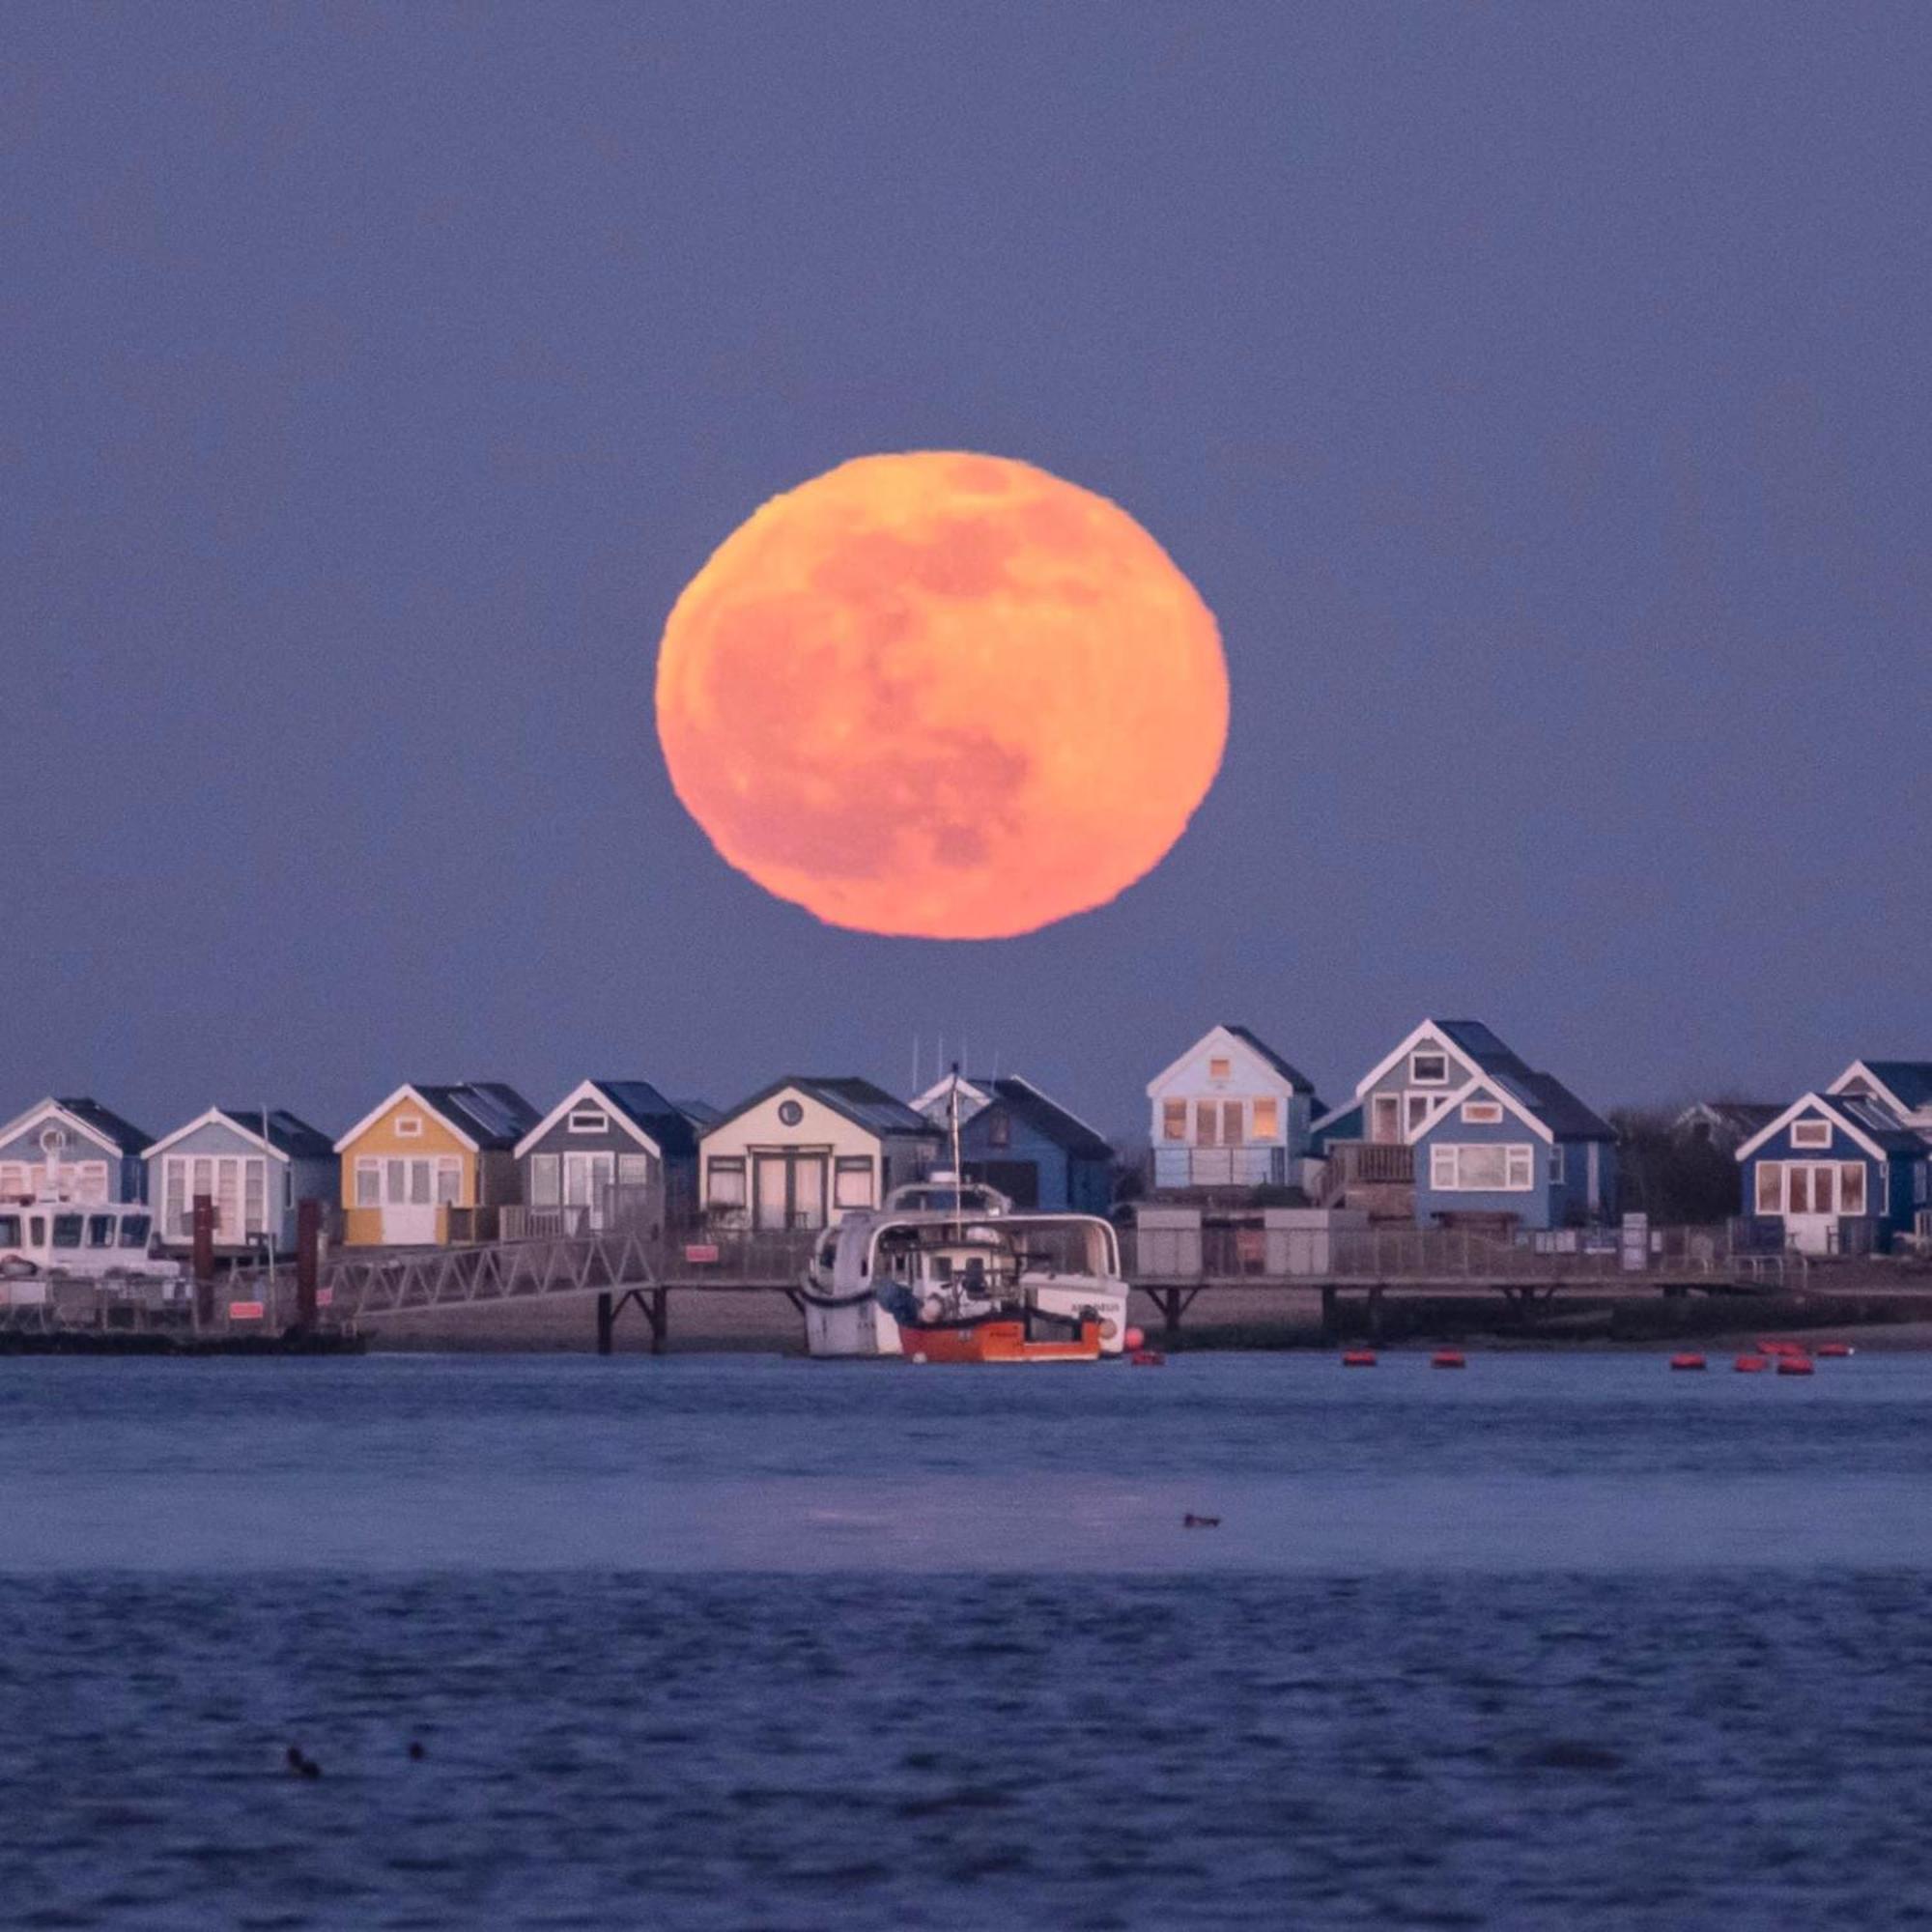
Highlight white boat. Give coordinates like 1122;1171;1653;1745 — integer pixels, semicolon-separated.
0;1200;188;1308
799;1175;1131;1362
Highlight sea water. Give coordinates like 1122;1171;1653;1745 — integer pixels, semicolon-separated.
2;1352;1930;1927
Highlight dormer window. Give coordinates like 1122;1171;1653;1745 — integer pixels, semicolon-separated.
395;1116;423;1139
1410;1052;1449;1086
1208;1056;1232;1081
987;1112;1010;1149
1791;1119;1832;1150
567;1110;609;1135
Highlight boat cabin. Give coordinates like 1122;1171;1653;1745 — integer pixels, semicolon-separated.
0;1202;169;1278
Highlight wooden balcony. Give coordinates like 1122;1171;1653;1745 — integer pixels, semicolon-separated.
1320;1142;1415;1194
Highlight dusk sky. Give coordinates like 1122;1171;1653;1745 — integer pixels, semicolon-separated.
6;1;1928;1145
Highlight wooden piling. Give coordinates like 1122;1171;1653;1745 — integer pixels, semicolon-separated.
192;1197;215;1330
595;1291;614;1355
295;1199;320;1330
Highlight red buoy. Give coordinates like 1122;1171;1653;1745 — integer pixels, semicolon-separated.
1341;1350;1378;1368
1733;1353;1769;1373
1123;1326;1146;1353
1669;1352;1707;1372
1776;1355;1815;1377
1130;1349;1166;1367
1431;1349;1466;1369
1815;1342;1853;1358
1758;1339;1807;1357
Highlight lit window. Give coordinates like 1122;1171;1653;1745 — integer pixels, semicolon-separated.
1463;1101;1503;1125
1411;1052;1449;1085
1161;1101;1187;1143
1755;1164;1783;1214
395;1115;423;1139
709;1158;747;1207
1252;1098;1280;1140
1791;1120;1831;1150
568;1110;609;1135
835;1158;875;1209
1839;1164;1867;1216
1208;1057;1232;1081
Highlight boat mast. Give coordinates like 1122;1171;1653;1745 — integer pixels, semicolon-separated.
949;1062;965;1236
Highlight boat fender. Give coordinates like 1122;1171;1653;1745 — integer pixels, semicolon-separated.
1668;1352;1707;1372
1341;1350;1377;1368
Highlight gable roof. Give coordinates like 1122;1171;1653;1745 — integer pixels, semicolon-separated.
1351;1019;1612;1141
333;1082;538;1154
514;1078;700;1161
980;1077;1114;1161
1735;1092;1929;1166
1146;1024;1316;1097
0;1096;152;1158
1832;1060;1932;1116
670;1098;722;1129
703;1076;941;1143
144;1107;334;1163
1673;1101;1782;1139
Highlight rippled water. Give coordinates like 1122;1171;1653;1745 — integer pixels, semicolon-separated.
4;1352;1931;1927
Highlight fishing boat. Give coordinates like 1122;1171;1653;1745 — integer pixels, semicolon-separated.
799;1173;1130;1361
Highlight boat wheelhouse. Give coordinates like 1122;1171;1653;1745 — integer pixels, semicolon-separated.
799;1177;1130;1362
0;1201;186;1311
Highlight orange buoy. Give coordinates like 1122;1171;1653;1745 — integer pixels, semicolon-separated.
1733;1353;1769;1373
1669;1352;1707;1372
1776;1355;1815;1377
1431;1349;1466;1369
1130;1349;1166;1367
1815;1342;1853;1358
1123;1326;1147;1353
1341;1350;1378;1368
1758;1339;1806;1357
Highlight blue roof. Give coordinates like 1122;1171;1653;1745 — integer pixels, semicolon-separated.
586;1080;700;1159
216;1108;334;1160
1827;1094;1930;1156
1861;1062;1932;1112
1432;1023;1613;1142
51;1097;152;1156
415;1083;540;1150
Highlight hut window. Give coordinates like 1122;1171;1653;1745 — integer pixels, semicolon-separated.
1839;1164;1867;1216
1755;1164;1782;1214
987;1113;1010;1149
1161;1102;1187;1142
1411;1052;1450;1085
1222;1100;1244;1144
1463;1101;1503;1125
1195;1102;1219;1147
52;1215;83;1248
0;1215;17;1246
0;1163;26;1198
1791;1120;1831;1150
617;1153;652;1187
395;1116;423;1139
1430;1144;1535;1191
568;1110;609;1134
529;1154;559;1206
1406;1094;1435;1134
709;1158;746;1207
1208;1056;1232;1081
1549;1146;1568;1184
835;1158;875;1209
355;1159;381;1208
1253;1098;1280;1140
435;1159;462;1205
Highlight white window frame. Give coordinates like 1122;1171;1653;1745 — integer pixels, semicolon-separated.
1462;1101;1503;1125
1251;1097;1281;1142
1755;1162;1783;1215
1207;1056;1232;1081
567;1110;609;1135
1549;1145;1568;1185
435;1158;462;1206
1791;1120;1832;1150
1405;1093;1435;1135
1429;1143;1537;1192
528;1153;560;1207
1160;1101;1187;1143
1410;1051;1450;1086
1838;1162;1867;1217
355;1157;381;1208
834;1157;875;1209
708;1157;747;1208
394;1115;424;1140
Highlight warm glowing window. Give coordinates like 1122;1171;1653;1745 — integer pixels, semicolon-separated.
1411;1052;1450;1085
835;1158;875;1209
0;1164;26;1198
1463;1101;1503;1124
1791;1120;1831;1150
1161;1102;1187;1142
1252;1098;1280;1140
1755;1164;1782;1214
1208;1057;1232;1081
1839;1164;1867;1216
395;1116;423;1139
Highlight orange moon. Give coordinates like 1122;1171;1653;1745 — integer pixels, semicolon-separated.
654;451;1228;939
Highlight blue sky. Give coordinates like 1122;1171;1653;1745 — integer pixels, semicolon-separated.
4;2;1927;1143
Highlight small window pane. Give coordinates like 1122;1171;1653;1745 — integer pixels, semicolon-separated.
1161;1101;1187;1143
1208;1057;1232;1080
1252;1098;1280;1141
1787;1168;1810;1214
410;1161;433;1206
529;1154;560;1207
1839;1164;1866;1216
0;1216;19;1245
835;1158;874;1209
709;1159;746;1207
355;1160;381;1208
1195;1102;1218;1148
1756;1163;1782;1214
52;1215;83;1248
87;1215;115;1248
1222;1100;1243;1145
120;1215;151;1249
436;1159;461;1206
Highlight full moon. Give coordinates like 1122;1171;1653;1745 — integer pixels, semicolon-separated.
654;451;1228;939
